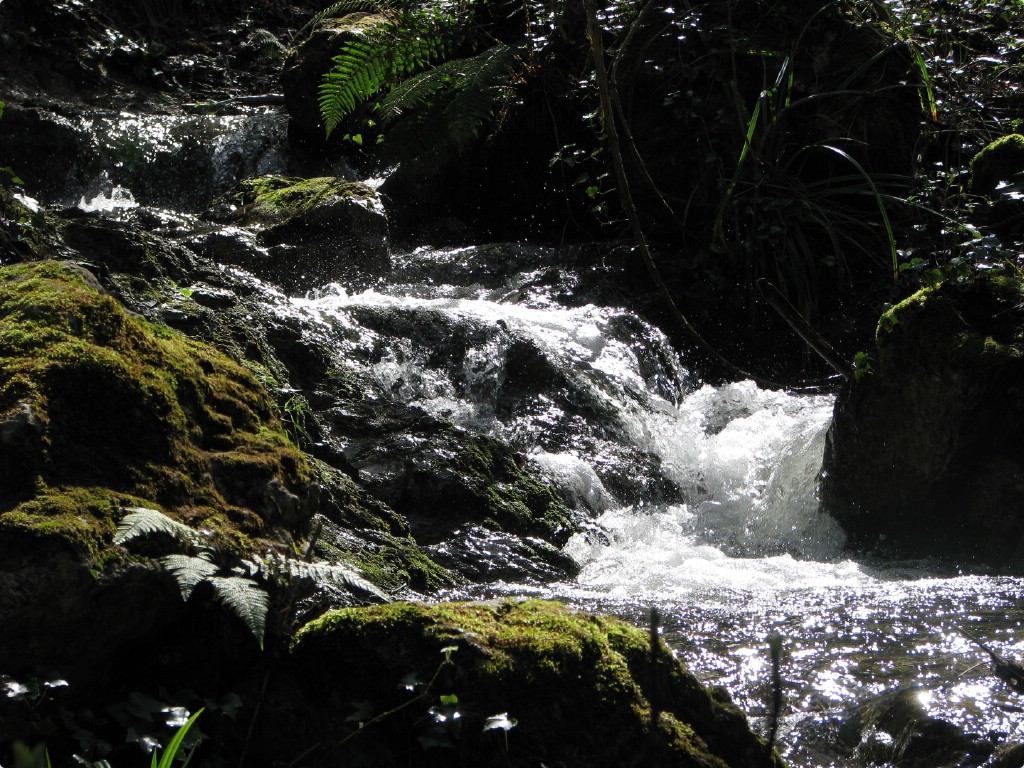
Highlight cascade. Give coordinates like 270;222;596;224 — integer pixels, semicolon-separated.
12;81;1024;768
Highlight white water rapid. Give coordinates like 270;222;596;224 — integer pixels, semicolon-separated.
291;245;1024;768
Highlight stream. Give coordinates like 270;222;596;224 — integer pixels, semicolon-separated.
44;104;1024;767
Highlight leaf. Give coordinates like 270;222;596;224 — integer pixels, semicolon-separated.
114;508;204;549
483;712;517;732
153;708;203;768
162;554;219;600
207;576;269;649
253;553;390;603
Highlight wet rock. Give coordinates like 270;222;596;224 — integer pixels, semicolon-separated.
207;175;390;293
836;687;992;768
820;270;1024;566
0;106;100;205
280;599;784;768
425;524;580;583
337;408;577;548
970;134;1024;197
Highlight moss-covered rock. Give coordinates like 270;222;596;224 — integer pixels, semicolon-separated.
0;260;310;552
207;175;389;294
282;599;782;768
345;414;577;548
970;134;1024;197
820;270;1024;565
0;259;321;671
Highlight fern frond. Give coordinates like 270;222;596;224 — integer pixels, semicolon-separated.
207;576;269;650
162;553;219;601
252;553;390;602
442;43;517;143
114;507;205;549
381;43;518;161
318;20;454;136
377;57;461;121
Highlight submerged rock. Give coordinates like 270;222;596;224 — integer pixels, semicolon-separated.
281;598;783;768
820;270;1024;566
836;687;991;768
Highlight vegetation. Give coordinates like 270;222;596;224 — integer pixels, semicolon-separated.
309;0;1024;377
114;507;388;649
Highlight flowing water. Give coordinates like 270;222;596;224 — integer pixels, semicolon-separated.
64;110;1024;766
292;248;1024;767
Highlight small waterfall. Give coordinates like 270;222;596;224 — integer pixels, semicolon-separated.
293;246;843;569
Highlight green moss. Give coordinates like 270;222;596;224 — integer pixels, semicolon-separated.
233;176;376;220
970;133;1024;196
290;600;778;768
0;261;311;562
456;433;573;542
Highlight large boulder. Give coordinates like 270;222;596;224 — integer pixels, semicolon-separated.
279;599;784;768
0;259;449;683
205;175;390;294
819;270;1024;565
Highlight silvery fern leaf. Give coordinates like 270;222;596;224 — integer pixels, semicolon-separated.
114;507;205;549
253;553;389;602
162;553;219;601
207;576;269;650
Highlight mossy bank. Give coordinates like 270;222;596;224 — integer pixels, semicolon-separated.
282;598;783;768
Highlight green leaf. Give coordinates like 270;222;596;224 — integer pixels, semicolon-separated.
153;708;204;768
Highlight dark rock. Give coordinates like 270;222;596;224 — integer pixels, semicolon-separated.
206;175;390;293
425;524;580;583
836;687;992;768
820;270;1024;566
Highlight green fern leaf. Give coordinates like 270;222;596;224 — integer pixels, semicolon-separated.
318;20;454;136
380;43;518;163
162;553;219;601
114;507;204;549
440;43;516;142
207;576;269;650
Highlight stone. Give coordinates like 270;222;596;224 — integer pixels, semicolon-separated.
820;270;1024;566
207;175;390;294
281;599;784;768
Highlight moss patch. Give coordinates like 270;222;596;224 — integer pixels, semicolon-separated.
457;432;574;542
287;599;779;768
229;175;379;221
0;260;310;560
970;133;1024;196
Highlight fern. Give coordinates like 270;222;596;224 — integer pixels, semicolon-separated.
114;507;205;549
206;576;269;650
162;553;219;600
379;43;519;163
319;20;454;136
297;0;400;39
252;553;390;603
114;508;388;651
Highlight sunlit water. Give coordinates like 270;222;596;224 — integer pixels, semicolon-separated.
292;246;1024;766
